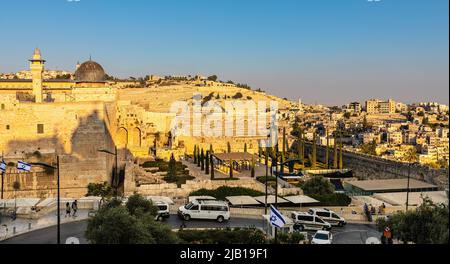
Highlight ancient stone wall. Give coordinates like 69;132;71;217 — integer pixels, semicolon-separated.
0;102;116;198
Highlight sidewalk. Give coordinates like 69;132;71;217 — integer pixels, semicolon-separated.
0;209;91;241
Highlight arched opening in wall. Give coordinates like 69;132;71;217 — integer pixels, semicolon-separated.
130;127;142;147
117;127;128;148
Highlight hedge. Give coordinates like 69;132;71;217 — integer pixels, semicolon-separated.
189;186;265;200
177;228;266;244
308;193;352;207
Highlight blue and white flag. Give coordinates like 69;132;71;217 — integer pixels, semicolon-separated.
0;160;6;173
17;161;31;172
269;205;286;228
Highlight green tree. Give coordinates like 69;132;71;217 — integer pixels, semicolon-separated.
312;131;317;169
205;151;210;175
86;206;154;244
325;131;330;168
333;134;338;169
229;158;234;179
210;153;215;180
167;154;177;182
377;197;449;244
360;140;377;156
227;142;231;153
251;156;255;178
126;194;158;217
244;143;248;153
193;145;197;164
200;149;205;171
86;182;113;205
207;75;218;82
301;176;335;196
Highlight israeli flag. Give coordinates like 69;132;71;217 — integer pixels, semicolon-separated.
0;161;6;173
17;161;31;172
269;205;286;228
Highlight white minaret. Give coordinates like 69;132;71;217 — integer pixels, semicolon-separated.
298;97;303;112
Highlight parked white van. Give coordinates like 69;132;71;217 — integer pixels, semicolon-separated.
291;212;332;231
178;200;230;223
154;201;170;221
308;208;346;227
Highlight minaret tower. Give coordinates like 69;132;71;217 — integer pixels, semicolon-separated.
29;48;46;103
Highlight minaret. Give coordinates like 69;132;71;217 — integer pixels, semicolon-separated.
29;48;46;103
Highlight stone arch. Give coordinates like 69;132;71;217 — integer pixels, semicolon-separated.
117;127;128;148
130;127;142;147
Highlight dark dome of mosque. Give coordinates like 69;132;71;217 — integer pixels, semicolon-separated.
75;60;106;82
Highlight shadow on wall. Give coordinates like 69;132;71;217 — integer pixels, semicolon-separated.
1;110;129;199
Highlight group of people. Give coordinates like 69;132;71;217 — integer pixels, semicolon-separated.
363;203;386;222
65;200;78;218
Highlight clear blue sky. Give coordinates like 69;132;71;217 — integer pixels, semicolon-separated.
0;0;448;105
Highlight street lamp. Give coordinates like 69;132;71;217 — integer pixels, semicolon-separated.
97;146;119;195
30;156;60;244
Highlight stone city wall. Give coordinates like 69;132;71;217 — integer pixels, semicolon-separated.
305;143;449;190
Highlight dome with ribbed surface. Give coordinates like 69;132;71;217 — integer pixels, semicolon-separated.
75;60;106;82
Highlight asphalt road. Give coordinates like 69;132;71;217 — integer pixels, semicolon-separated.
1;215;380;244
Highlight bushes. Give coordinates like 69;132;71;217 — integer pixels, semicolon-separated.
177;228;266;244
309;193;351;207
190;186;265;200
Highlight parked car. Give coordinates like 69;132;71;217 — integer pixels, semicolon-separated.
178;199;230;223
291;212;332;231
311;230;333;244
308;208;346;227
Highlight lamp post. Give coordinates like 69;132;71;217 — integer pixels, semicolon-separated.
97;146;119;195
30;157;60;244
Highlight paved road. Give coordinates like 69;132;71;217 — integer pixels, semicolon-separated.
1;215;379;244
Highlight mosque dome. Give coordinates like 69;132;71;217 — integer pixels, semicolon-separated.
74;60;106;82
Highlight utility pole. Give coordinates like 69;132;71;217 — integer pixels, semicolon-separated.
1;151;4;200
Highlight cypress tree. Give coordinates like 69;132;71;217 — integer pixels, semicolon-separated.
193;145;197;164
326;130;330;169
333;133;338;169
210;153;215;180
201;149;205;171
205;151;210;175
197;150;201;167
339;133;344;169
229;158;233;179
251;155;255;178
227;142;231;153
244;143;248;153
281;127;286;175
312;131;317;169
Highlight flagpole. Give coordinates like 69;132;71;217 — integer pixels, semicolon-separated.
57;155;61;245
1;151;4;200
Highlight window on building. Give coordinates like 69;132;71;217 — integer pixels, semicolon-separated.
6;125;10;130
37;124;44;134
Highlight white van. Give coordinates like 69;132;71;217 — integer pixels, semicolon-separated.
178;200;230;223
308;208;346;227
154;201;170;221
291;212;332;231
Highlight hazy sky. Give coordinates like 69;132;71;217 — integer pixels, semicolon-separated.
0;0;448;105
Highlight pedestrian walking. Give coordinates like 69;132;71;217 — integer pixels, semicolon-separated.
65;202;71;218
71;200;78;218
383;227;393;244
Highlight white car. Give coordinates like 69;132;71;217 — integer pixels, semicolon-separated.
154;201;170;221
178;199;230;223
311;230;333;245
